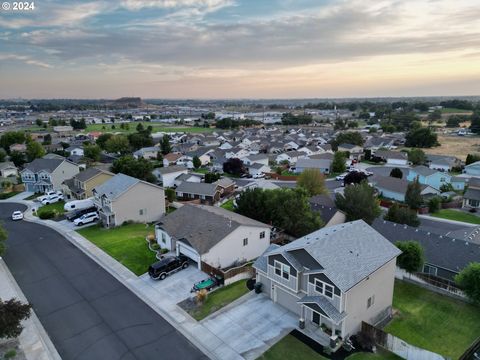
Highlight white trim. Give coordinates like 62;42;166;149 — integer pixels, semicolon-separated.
274;260;291;281
313;279;335;300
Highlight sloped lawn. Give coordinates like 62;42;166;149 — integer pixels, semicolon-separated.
385;281;480;359
78;223;157;276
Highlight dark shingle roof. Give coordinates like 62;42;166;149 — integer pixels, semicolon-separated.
175;182;219;197
157;204;270;254
75;167;104;182
23;158;64;173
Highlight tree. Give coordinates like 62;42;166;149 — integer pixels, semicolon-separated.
396;241;424;273
455;263;480;304
111;156;155;182
428;196;442;213
297;169;327;196
9;151;25;167
26;141;45;162
165;188;176;203
405;177;423;210
389;167;403;179
466;153;480;166
204;172;221;183
105;135;130;155
343;171;368;185
331;151;347;173
469;112;480;134
333;132;364;149
42;133;52;145
223;158;245;176
439;183;454;193
136;123;145;132
96;133;113;149
0;223;7;256
83;144;101;162
127;132;153;150
0;131;26;153
405;127;438;148
193;156;201;169
160;135;172;155
0;148;6;162
70;118;87;130
408;148;426;165
236;188;323;237
0;298;32;339
335;181;381;224
384;203;420;227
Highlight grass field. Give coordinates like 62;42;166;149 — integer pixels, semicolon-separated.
430;209;480;224
422;134;480;159
385;281;480;359
78;223;157;276
220;199;235;211
85;122;215;134
187;280;249;321
35;201;65;218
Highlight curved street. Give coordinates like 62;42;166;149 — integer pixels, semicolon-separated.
0;202;206;360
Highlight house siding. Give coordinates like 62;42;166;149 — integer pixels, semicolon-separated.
112;182;165;226
343;258;396;336
50;161;80;190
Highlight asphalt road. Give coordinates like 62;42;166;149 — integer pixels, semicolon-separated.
0;203;206;360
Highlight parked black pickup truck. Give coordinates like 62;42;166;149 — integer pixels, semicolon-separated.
148;255;189;280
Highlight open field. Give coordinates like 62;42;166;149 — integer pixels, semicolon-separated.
85;122;215;133
422;134;480;159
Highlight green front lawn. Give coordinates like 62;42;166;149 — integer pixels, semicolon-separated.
220;199;235;211
35;201;65;218
25;193;40;200
0;191;22;200
430;209;480;224
189;280;249;321
258;334;400;360
78;223;157;276
385;281;480;359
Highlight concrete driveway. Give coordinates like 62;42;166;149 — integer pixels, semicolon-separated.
201;293;297;360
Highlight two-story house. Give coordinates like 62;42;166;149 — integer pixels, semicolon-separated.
406;166;465;191
92;173;165;227
21;157;80;193
463;178;480;209
254;220;401;342
63;167;114;200
0;162;18;178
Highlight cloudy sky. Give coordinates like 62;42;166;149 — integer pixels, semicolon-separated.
0;0;479;99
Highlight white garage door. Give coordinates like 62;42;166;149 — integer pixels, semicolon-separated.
176;241;201;265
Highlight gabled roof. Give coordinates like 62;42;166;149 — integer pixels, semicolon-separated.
296;158;331;169
74;167;111;182
155;165;188;175
175;182;220;197
22;158;64;173
157;204;270;254
409;165;438;177
267;220;401;292
0;162;16;170
93;173;139;200
375;150;408;160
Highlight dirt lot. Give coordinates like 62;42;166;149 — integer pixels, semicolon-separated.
423;134;480;159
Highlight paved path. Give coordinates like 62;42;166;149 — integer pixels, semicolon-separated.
0;202;207;360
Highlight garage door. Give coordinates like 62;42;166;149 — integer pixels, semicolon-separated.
273;285;301;314
176;241;201;265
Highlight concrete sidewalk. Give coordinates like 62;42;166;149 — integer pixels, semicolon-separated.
16;201;274;360
0;258;61;360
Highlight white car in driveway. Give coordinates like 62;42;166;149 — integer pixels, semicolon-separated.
335;173;347;181
11;211;24;221
37;191;62;202
73;212;99;226
41;194;64;205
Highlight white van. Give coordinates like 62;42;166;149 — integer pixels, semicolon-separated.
64;198;95;212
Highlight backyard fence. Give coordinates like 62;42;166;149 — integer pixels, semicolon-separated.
201;261;254;286
362;322;447;360
441;201;462;209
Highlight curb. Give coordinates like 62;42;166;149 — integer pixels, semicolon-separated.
0;259;62;360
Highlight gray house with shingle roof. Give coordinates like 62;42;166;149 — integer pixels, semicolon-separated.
253;220;401;341
155;204;271;270
175;182;221;205
21;157;79;193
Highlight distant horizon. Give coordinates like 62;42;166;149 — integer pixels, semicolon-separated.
1;0;479;98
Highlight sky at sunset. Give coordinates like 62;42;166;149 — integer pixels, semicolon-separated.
0;0;479;99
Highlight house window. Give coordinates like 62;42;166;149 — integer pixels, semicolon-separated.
274;260;290;280
440;177;446;182
423;264;438;276
243;238;248;246
315;279;334;299
367;295;375;309
161;233;166;244
260;231;265;239
469;199;480;207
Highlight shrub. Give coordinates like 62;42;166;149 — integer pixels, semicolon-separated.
38;210;55;219
4;350;17;359
151;243;160;251
160;248;169;254
196;289;208;304
428;196;442;213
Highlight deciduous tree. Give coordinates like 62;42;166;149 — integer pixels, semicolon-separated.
297;169;327;196
0;298;32;339
335;181;381;224
455;263;480;304
396;241;424;273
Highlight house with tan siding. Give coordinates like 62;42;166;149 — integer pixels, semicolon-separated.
63;167;114;200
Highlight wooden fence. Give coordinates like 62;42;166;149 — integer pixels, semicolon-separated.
201;261;254;285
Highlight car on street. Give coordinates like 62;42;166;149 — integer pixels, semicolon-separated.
148;255;189;280
253;173;265;179
336;173;347;181
11;211;24;221
73;211;99;226
41;194;64;205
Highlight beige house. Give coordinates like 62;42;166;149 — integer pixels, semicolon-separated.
93;173;165;227
64;167;114;200
0;162;18;178
254;220;401;347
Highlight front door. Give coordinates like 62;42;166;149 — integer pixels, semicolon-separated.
312;311;320;325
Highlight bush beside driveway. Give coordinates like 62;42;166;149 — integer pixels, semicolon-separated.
77;223;157;276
